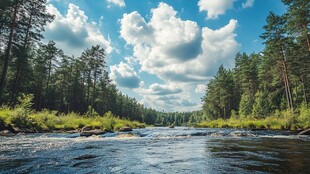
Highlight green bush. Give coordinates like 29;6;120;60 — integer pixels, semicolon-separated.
298;103;310;128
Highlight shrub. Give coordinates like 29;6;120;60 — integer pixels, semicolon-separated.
298;103;310;128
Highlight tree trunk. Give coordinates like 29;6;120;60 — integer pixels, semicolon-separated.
10;12;33;105
0;2;19;104
86;71;91;107
279;61;291;111
44;57;52;108
91;69;97;113
280;47;293;111
10;59;21;105
307;34;310;52
283;61;293;111
305;25;310;52
301;76;308;105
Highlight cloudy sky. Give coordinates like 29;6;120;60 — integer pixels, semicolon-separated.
44;0;286;112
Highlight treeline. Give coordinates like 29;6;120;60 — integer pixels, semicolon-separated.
154;111;205;126
202;0;310;121
0;0;202;126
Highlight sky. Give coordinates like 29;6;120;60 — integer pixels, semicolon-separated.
44;0;286;112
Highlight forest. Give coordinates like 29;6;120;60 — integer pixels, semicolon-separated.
0;0;202;130
200;0;310;129
0;0;309;131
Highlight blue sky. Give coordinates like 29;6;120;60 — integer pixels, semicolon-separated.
44;0;286;112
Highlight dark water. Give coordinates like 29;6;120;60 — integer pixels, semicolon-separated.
0;127;309;174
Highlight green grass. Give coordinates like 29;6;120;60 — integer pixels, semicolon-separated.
0;106;146;132
196;109;310;130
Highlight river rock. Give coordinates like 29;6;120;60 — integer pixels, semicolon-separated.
119;126;132;132
298;128;310;135
0;129;12;135
66;129;80;134
81;126;92;132
80;129;107;137
12;127;22;133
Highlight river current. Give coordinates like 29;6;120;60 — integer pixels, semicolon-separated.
0;127;309;174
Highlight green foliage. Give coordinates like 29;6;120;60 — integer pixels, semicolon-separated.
252;91;270;118
298;103;310;128
230;110;238;119
196;113;306;130
239;93;254;118
0;106;146;131
202;65;236;119
201;1;310;128
9;94;34;128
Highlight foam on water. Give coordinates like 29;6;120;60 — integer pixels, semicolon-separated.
1;128;309;174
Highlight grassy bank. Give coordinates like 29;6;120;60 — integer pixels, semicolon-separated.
196;109;310;130
0;107;145;132
0;103;145;133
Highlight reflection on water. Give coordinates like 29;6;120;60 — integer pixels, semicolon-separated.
0;127;309;174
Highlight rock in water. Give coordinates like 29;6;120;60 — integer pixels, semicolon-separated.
298;128;310;135
81;126;92;132
119;127;133;132
0;129;12;135
12;127;22;133
80;129;107;137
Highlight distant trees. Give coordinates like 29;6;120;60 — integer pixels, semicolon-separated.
202;0;310;120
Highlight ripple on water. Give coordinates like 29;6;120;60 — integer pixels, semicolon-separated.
0;128;309;174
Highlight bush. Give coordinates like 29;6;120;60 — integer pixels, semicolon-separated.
298;103;310;128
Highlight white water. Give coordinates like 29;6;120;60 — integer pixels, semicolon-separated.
0;127;309;174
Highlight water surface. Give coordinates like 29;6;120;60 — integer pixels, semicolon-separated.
0;127;309;174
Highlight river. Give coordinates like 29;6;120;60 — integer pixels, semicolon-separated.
0;127;309;174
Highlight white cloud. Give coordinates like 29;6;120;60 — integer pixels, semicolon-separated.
242;0;254;9
120;2;240;111
140;88;200;112
146;83;183;95
110;61;142;89
198;0;234;19
44;4;112;56
195;84;206;93
120;3;239;84
107;0;126;7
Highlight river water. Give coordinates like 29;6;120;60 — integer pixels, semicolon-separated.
0;127;309;174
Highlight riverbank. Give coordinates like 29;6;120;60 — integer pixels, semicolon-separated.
196;110;310;131
0;106;145;135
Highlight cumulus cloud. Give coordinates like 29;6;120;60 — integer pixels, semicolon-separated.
198;0;234;19
242;0;254;9
120;2;240;111
140;90;200;112
110;61;142;89
147;83;182;95
44;4;112;56
107;0;126;7
120;3;239;84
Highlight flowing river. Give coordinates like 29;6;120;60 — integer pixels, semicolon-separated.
0;127;309;174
